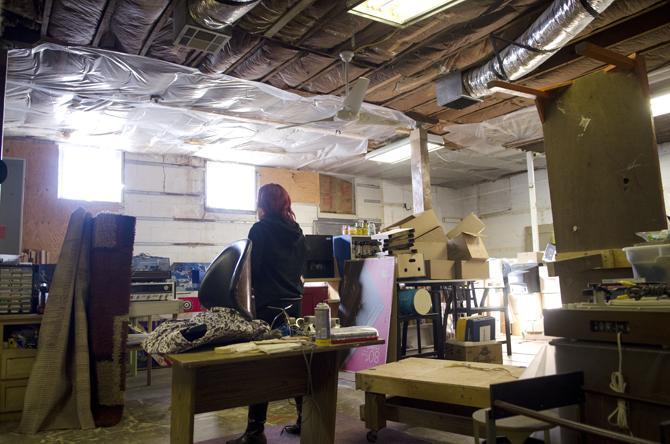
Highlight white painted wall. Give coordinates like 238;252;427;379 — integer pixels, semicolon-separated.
123;154;463;262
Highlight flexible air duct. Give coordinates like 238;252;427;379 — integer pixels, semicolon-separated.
463;0;614;98
188;0;261;30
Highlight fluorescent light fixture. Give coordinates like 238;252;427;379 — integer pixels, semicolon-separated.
651;92;670;117
350;0;466;28
365;135;444;164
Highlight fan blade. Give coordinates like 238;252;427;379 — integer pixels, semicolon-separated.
338;77;370;119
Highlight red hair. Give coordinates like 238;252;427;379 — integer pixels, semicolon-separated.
258;183;296;223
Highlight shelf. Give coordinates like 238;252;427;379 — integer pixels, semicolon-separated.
0;314;42;323
304;277;341;283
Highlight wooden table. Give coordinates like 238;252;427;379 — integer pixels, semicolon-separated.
167;339;383;444
356;358;524;442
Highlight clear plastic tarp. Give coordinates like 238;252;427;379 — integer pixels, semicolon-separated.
4;44;414;169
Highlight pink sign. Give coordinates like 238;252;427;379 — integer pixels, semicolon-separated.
339;257;395;372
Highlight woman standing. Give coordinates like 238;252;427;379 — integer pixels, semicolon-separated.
228;183;306;444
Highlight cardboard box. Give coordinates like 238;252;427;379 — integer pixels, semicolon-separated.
445;339;503;364
384;209;441;238
517;251;545;264
425;260;455;279
456;260;490;280
413;241;448;260
447;213;485;239
396;253;426;278
448;233;489;261
416;226;447;242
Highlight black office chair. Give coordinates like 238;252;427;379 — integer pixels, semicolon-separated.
199;239;255;321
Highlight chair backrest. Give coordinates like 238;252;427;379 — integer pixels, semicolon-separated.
198;239;254;320
490;371;584;419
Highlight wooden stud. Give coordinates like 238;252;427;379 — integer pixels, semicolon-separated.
264;0;317;38
139;0;176;56
410;127;432;213
40;0;54;37
301;351;339;444
487;80;550;99
575;42;635;71
92;0;119;46
170;366;196;444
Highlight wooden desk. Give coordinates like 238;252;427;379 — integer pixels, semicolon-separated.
356;358;524;441
167;340;383;444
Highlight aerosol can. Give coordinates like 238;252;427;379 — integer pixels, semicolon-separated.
314;302;332;345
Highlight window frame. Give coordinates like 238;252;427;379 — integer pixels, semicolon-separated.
204;161;258;214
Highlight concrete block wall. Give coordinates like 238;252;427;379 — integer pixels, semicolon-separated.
126;155;464;262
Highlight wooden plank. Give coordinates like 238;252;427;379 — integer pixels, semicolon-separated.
92;0;119;46
319;174;354;214
170;366;196;444
257;166;319;204
193;355;308;412
575;42;636;71
139;0;176;56
264;0;316;38
40;0;54;37
355;358;523;408
384;398;475;436
363;392;387;431
410;127;432;213
167;340;384;367
542;68;666;253
487;80;550;99
301;351;338;444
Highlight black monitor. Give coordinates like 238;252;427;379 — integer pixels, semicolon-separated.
198;239;254;320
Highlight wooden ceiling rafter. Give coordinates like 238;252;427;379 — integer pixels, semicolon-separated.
40;0;53;37
92;0;117;46
259;50;305;82
263;0;317;39
139;0;176;56
420;0;670;122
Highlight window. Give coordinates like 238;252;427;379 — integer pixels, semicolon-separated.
206;162;256;211
58;145;123;203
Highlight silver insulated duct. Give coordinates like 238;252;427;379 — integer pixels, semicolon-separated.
189;0;260;30
463;0;614;98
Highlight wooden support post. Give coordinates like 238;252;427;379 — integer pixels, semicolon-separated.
526;152;540;252
410;127;432;213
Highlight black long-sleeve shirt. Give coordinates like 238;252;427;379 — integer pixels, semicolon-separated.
248;215;306;323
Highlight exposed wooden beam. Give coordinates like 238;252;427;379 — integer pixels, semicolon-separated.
264;0;316;39
224;40;264;74
575;42;635;70
295;60;337;90
40;0;54;37
139;0;176;56
260;51;304;82
405;111;439;125
92;0;119;46
410;127;432;213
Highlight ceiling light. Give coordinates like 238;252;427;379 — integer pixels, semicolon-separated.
651;92;670;117
349;0;466;28
366;135;444;163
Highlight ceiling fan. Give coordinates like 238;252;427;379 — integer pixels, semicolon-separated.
278;51;399;130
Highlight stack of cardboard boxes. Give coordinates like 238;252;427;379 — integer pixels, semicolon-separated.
380;210;490;280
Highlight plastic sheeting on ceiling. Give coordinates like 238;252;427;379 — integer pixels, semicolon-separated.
4;44;414;171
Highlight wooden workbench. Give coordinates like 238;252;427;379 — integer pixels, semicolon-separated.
356;358;524;441
167;339;382;444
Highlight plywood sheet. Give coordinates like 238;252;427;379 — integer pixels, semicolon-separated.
3;139;121;260
257;167;319;205
319;174;354;214
542;69;666;252
355;358;523;408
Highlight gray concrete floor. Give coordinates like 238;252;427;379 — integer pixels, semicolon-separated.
0;337;544;443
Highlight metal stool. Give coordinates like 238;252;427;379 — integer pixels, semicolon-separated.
473;408;552;443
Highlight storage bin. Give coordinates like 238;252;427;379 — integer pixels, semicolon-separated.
623;243;670;282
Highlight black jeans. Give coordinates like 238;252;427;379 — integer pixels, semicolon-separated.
248;396;302;426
